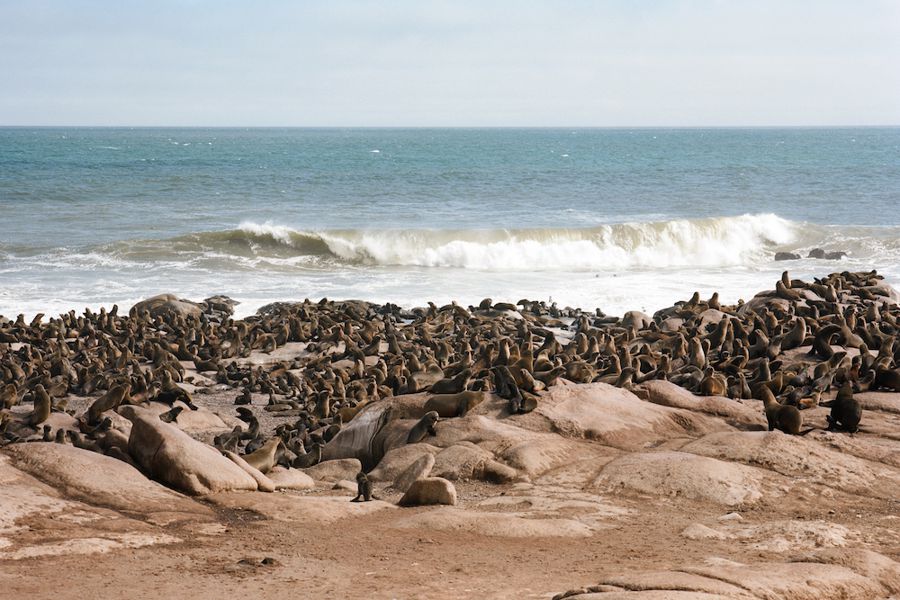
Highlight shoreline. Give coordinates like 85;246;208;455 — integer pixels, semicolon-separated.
4;265;900;325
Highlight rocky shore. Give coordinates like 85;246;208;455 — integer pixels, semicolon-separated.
1;271;899;599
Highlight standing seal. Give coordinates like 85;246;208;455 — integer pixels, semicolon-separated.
825;382;862;433
757;386;802;435
350;471;374;502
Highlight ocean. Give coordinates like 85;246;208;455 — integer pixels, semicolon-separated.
1;127;898;319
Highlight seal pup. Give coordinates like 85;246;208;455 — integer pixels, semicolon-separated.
0;383;18;409
350;471;375;502
156;370;199;410
159;405;185;423
406;411;440;444
292;441;323;468
699;367;728;397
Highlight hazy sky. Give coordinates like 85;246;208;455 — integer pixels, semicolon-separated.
2;0;899;126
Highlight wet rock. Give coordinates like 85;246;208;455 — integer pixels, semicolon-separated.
129;294;203;319
808;248;848;260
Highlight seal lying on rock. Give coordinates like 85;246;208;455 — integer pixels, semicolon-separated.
424;391;485;418
406;411;439;444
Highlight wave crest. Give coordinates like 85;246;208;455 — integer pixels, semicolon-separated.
223;213;798;270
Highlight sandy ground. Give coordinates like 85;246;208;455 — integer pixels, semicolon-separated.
2;379;899;600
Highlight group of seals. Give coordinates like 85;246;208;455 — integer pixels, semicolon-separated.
0;271;897;494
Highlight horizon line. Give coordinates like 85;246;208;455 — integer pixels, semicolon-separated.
1;124;899;130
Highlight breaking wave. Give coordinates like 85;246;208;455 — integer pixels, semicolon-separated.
8;214;898;274
189;213;800;270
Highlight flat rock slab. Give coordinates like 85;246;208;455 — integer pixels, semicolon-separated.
0;454;181;561
562;592;735;599
3;443;211;517
4;532;182;560
594;451;773;506
536;382;730;449
206;492;394;524
635;380;766;428
853;392;900;415
559;550;900;599
393;507;595;538
601;570;754;597
681;430;900;499
682;561;886;599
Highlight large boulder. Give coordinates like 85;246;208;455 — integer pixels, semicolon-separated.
392;453;435;493
124;407;258;495
431;443;493;481
398;477;457;507
267;466;315;490
368;443;440;483
121;402;230;433
129;294;203;320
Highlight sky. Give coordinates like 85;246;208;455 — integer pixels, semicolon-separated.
1;0;899;127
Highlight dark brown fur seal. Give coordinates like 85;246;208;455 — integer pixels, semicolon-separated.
350;471;374;502
758;386;802;435
824;382;862;433
406;411;439;444
423;391;485;418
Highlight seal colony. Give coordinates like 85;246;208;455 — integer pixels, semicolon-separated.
1;270;899;470
2;270;900;599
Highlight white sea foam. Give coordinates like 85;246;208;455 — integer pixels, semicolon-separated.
237;213;799;271
4;215;899;321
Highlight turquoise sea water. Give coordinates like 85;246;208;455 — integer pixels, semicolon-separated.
1;127;898;318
